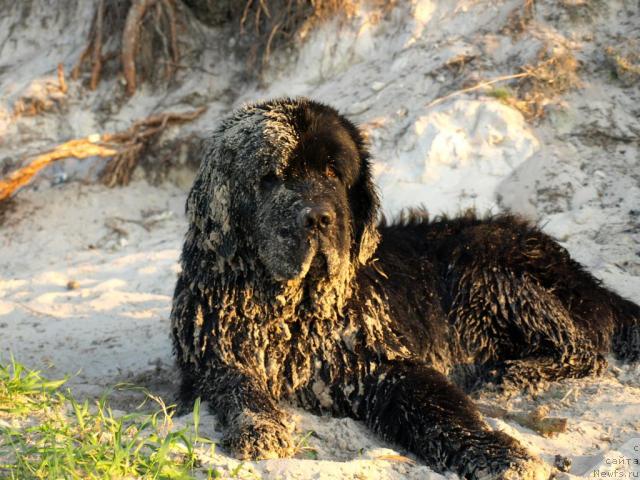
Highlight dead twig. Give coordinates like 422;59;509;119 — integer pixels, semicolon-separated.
426;72;530;110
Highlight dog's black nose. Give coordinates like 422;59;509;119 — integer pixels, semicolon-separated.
298;205;334;231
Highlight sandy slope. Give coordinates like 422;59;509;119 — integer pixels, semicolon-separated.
1;0;639;478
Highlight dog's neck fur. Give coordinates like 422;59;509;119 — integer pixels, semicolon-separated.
187;227;359;399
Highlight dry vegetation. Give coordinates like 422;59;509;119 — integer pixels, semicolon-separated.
11;64;68;118
428;47;581;121
439;0;583;120
72;0;365;95
501;0;536;36
605;43;640;87
510;48;581;119
233;0;361;67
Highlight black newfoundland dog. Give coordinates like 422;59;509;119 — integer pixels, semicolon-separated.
171;97;640;479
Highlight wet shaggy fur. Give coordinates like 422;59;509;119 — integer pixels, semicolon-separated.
171;97;640;479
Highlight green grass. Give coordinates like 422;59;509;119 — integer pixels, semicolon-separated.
293;431;319;460
0;357;222;479
487;86;513;100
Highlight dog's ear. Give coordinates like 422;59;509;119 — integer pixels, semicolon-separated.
186;139;238;263
185;140;212;230
350;155;380;265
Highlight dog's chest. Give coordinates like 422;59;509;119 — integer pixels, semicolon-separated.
215;307;349;400
212;292;417;406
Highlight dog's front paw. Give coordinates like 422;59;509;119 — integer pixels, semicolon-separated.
223;410;295;460
496;456;555;480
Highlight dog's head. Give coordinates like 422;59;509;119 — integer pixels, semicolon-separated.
187;98;380;286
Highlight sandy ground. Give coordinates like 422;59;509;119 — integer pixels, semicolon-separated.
1;0;640;478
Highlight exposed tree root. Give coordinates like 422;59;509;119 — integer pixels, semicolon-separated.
122;0;155;96
162;0;180;79
74;0;180;95
0;107;206;202
73;1;387;90
100;107;205;186
57;63;68;95
71;0;106;88
0;140;117;202
90;0;105;90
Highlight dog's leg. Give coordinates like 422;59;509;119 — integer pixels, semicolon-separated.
174;367;199;415
195;363;294;460
450;263;612;390
515;238;640;363
442;217;640;371
361;363;553;480
171;283;294;459
488;296;608;392
494;353;607;393
544;258;640;362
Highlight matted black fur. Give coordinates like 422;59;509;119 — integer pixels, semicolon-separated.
171;97;640;479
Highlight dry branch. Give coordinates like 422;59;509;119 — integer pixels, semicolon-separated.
426;72;530;110
0;107;206;202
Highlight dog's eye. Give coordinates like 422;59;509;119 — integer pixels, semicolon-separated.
260;173;279;190
326;165;338;179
